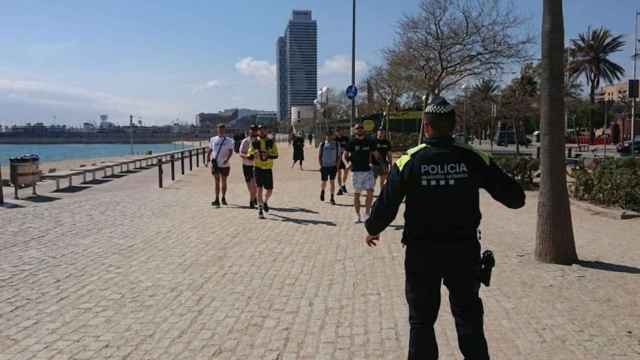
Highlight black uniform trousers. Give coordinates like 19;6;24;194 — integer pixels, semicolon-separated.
404;239;489;360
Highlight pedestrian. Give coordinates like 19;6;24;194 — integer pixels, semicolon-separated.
318;130;340;205
207;123;235;207
248;124;279;219
307;132;313;145
233;133;243;153
364;96;525;360
346;123;375;223
239;124;259;208
372;128;393;191
335;128;350;195
292;133;305;170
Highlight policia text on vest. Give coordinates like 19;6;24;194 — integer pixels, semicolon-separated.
364;137;525;360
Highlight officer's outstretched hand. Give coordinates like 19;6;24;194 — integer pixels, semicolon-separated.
366;234;381;247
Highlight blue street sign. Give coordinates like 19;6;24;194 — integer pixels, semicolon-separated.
346;85;358;100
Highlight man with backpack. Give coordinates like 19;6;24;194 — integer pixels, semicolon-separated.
318;130;341;205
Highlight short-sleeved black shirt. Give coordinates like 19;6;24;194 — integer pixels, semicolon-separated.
373;139;392;165
346;137;373;172
336;135;350;154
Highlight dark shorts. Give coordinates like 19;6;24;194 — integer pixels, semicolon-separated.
212;165;230;177
338;160;347;170
242;165;254;182
254;168;274;190
321;166;338;181
372;161;390;177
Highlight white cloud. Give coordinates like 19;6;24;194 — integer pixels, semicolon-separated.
320;55;369;76
235;57;276;83
0;78;182;124
192;79;223;94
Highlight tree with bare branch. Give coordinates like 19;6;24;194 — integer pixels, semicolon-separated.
389;0;532;98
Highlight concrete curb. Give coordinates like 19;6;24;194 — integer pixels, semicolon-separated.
570;198;640;220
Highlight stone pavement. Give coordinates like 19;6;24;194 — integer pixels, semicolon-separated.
1;144;639;359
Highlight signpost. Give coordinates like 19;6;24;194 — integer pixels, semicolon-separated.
346;85;358;100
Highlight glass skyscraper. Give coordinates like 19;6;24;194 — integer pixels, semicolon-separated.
277;10;317;122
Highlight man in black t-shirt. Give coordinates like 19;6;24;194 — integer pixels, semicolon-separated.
335;128;350;195
372;128;393;190
345;123;374;223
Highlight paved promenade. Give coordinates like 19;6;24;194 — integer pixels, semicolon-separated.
1;145;639;359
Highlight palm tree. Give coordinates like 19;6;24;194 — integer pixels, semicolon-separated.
569;27;625;104
472;79;500;144
537;0;578;264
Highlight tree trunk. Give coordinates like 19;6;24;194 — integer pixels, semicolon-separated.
536;0;578;264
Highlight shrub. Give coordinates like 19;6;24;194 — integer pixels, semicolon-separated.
493;156;540;189
389;133;419;152
571;158;640;212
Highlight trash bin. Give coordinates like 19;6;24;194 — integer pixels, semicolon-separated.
9;154;40;199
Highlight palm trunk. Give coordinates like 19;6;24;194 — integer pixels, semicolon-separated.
536;0;578;264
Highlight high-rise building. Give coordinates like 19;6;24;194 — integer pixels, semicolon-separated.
277;10;317;122
276;36;288;122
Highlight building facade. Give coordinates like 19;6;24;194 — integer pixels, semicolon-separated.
277;10;317;123
276;36;288;122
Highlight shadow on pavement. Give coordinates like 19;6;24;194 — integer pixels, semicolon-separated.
270;207;319;214
269;214;336;227
0;202;24;209
83;179;113;185
54;186;91;194
105;174;127;179
577;260;640;274
23;195;60;203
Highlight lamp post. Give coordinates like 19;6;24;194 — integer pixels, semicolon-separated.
129;114;134;155
461;84;468;143
631;11;639;156
350;0;357;134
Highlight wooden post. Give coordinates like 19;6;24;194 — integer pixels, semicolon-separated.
0;166;4;205
158;159;163;188
196;149;200;168
170;154;175;181
202;147;206;163
181;152;185;175
189;150;193;171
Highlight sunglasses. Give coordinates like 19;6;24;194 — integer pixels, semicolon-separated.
355;127;364;130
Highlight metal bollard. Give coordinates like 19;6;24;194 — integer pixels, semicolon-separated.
170;154;175;181
196;149;200;168
567;147;573;159
0;166;4;205
181;152;185;175
202;147;206;163
158;159;163;188
189;150;193;171
536;146;540;159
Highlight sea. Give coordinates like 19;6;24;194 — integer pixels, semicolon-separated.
0;143;194;164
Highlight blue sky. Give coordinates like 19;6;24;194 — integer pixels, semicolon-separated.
0;0;638;126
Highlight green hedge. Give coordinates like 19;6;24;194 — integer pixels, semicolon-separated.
570;158;640;212
493;156;540;189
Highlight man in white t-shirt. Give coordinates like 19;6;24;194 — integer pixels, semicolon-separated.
207;123;235;207
238;124;259;208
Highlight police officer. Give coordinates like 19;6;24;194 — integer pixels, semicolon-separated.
364;96;525;360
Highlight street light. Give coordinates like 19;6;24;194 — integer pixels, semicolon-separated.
129;114;134;155
631;11;639;156
350;0;357;134
461;83;469;143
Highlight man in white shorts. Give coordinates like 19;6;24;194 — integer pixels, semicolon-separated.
345;123;374;223
207;123;234;207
